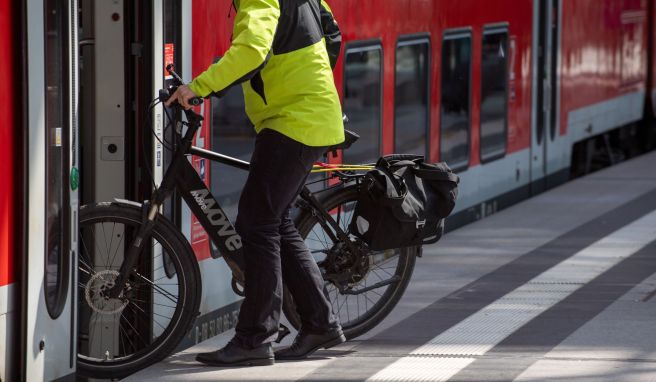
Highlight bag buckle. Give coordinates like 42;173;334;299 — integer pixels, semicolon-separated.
416;220;426;229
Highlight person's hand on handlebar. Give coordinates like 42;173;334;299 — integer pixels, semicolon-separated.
165;84;198;110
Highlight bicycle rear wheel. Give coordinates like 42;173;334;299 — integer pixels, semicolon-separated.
77;202;201;379
283;185;418;340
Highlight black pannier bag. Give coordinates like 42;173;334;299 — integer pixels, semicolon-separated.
349;154;459;250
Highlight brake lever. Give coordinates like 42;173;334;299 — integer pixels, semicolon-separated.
164;64;202;106
158;88;172;103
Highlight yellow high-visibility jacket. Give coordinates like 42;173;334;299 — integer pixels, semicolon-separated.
189;0;344;147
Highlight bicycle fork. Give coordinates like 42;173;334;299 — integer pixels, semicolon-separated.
106;201;161;299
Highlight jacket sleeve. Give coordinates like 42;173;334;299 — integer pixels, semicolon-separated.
319;0;342;69
188;0;280;98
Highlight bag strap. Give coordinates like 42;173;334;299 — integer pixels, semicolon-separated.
383;153;424;163
413;167;460;184
375;157;407;198
383;154;459;184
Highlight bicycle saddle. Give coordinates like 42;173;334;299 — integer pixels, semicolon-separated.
326;129;360;155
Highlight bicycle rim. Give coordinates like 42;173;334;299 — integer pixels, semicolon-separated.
77;209;188;369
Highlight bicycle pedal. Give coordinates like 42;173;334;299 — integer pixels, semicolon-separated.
275;324;291;343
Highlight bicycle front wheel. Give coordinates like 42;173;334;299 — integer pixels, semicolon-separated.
77;202;201;379
283;185;418;340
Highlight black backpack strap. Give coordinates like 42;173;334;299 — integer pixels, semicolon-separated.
374;157;407;198
413;167;460;184
383;153;424;163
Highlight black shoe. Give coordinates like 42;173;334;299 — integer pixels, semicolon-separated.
196;341;274;367
275;328;346;360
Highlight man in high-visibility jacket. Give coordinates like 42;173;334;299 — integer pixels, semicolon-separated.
167;0;345;367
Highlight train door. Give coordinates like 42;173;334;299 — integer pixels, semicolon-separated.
77;0;190;368
531;0;559;194
22;0;79;380
77;0;131;366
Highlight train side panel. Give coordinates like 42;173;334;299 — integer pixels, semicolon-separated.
323;0;535;222
328;0;533;164
0;0;18;379
558;0;647;141
189;0;650;247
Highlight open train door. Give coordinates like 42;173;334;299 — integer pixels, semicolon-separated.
21;0;80;380
75;0;187;371
531;0;559;194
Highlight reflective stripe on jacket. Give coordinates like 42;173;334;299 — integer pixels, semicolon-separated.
189;0;345;147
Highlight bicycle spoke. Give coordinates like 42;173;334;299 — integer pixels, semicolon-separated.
369;268;386;283
120;313;149;348
108;224;125;270
90;226;106;264
118;321;136;356
345;295;350;322
132;272;179;305
372;263;394;277
125;301;167;331
363;291;377;307
100;222;111;268
128;297;176;316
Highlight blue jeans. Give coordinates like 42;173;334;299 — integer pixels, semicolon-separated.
232;129;340;349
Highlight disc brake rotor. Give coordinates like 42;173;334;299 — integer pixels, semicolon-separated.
84;270;129;314
322;241;371;286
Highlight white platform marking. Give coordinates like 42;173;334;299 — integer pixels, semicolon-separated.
368;210;656;382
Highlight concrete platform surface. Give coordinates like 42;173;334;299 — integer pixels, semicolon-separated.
125;151;656;382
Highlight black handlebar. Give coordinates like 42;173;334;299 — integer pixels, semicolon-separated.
163;64;202;107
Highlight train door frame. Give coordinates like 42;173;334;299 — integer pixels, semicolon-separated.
530;0;560;194
77;0;184;361
161;0;184;228
21;0;79;380
2;0;25;380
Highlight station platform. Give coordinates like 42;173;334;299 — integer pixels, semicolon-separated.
125;150;656;382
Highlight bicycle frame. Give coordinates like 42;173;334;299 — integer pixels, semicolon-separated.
108;107;354;298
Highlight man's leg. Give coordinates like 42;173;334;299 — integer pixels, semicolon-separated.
197;129;320;366
232;129;322;349
274;146;346;360
279;208;340;333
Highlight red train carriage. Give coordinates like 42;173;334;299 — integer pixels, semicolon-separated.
192;0;652;228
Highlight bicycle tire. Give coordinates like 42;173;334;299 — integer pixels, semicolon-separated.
283;185;418;340
77;202;201;379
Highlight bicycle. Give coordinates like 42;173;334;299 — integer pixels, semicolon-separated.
76;67;420;379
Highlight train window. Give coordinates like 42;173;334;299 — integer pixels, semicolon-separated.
44;0;70;318
210;85;256;223
343;44;382;165
440;31;472;170
395;38;430;156
480;27;509;162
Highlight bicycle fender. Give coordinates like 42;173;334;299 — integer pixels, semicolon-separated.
112;198;143;208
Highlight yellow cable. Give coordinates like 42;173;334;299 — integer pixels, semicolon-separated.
310;167;373;173
312;165;373;169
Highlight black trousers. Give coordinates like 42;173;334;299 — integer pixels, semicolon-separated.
233;128;340;349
